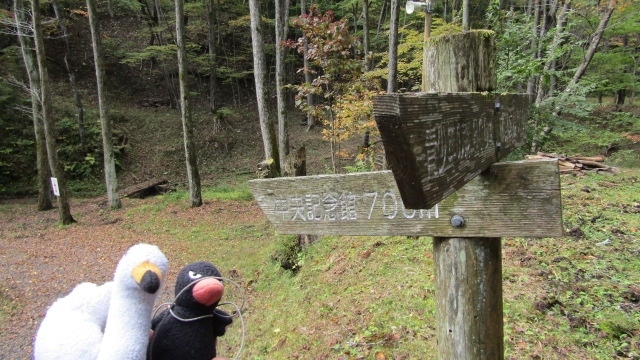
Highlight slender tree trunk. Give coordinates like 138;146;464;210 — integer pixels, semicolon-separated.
377;0;388;35
535;0;570;106
52;0;87;155
300;0;314;129
151;0;180;108
14;0;52;211
565;0;617;92
275;0;290;173
631;54;637;105
86;0;121;210
363;0;371;71
206;0;217;114
31;0;75;224
527;0;541;97
462;0;469;31
175;0;203;207
387;0;399;93
107;0;114;17
249;0;279;175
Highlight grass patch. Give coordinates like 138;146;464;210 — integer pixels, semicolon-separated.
203;183;253;201
0;290;19;327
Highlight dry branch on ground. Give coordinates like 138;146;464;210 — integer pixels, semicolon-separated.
525;152;617;174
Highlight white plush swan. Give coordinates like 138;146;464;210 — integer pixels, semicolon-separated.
34;243;168;360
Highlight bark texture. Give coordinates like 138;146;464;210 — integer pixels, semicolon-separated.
14;0;52;211
386;0;399;93
31;0;75;224
249;0;279;172
87;0;122;210
423;31;496;93
175;0;203;207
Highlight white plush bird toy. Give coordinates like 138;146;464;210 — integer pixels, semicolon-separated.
34;243;168;360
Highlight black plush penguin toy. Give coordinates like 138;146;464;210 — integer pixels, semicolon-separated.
148;261;233;360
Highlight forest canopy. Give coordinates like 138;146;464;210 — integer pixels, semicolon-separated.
0;0;638;197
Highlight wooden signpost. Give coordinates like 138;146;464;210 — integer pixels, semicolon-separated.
248;30;564;359
249;157;562;360
249;159;562;238
373;92;530;209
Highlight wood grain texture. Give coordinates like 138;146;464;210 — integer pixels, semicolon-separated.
423;31;496;93
248;159;562;238
434;237;504;359
373;92;529;209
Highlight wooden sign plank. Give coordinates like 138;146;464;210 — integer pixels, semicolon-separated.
373;92;530;209
248;159;562;238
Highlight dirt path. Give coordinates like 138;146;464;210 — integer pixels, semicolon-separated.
0;197;260;360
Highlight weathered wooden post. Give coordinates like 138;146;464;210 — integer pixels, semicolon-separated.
376;30;520;359
248;30;563;360
430;31;501;359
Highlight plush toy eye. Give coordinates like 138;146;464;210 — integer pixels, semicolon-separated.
188;271;203;280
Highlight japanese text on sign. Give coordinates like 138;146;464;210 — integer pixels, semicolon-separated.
272;190;439;222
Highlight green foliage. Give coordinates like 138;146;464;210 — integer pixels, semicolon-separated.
287;5;381;165
537;96;640;159
108;0;143;17
343;149;376;173
270;235;305;271
122;45;179;66
491;10;539;93
0;60;36;196
202;183;253;201
54;112;104;181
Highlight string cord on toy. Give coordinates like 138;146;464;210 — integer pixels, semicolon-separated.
150;276;246;360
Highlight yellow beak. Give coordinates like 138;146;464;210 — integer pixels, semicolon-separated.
132;261;163;294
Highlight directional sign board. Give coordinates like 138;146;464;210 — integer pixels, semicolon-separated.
373;92;530;209
248;159;562;238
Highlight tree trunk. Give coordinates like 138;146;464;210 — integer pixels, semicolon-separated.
423;31;496;93
527;0;541;97
206;0;218;114
434;238;504;359
377;0;388;35
565;0;616;92
14;0;52;211
151;0;180;108
175;0;203;207
52;0;87;155
249;0;279;174
31;0;75;225
300;0;314;129
535;0;570;106
462;0;470;31
631;54;637;105
387;0;399;93
428;30;504;359
275;0;290;173
363;0;371;71
107;0;114;17
616;89;626;109
86;0;122;210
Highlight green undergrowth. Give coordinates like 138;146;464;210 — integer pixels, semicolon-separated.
3;168;635;359
251;172;637;359
542;108;640;167
502;169;640;359
0;167;635;358
118;170;640;359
